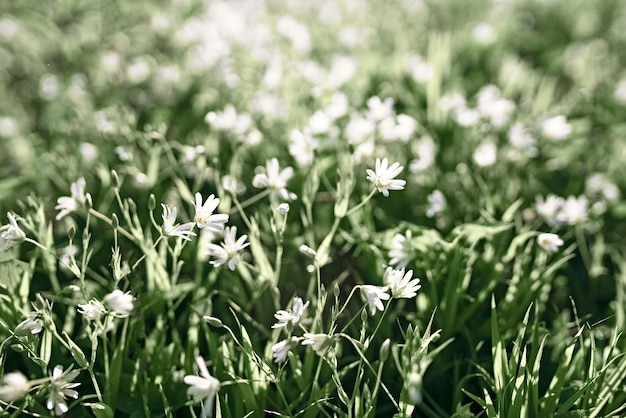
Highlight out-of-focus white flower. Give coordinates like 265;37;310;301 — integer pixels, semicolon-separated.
537;233;564;253
366;158;406;197
326;55;359;89
79;143;99;164
366;96;394;122
205;105;238;131
126;56;152;84
15;313;43;336
40;74;59;100
508;122;536;156
115;145;133;161
541;115;571;141
272;337;299;363
205;226;249;270
410;136;436;173
77;300;106;321
0;212;26;253
473;23;494;44
389;230;412;268
361;285;390;315
557;196;588;225
384;267;421;299
161;204;196;241
0;371;31;402
536;194;564;225
473;142;497;167
426;189;446;218
276;203;290;215
272;297;309;329
439;93;466;112
55;178;87;221
104;289;134;315
352;139;375;164
221;175;246;195
0;116;17;138
302;333;333;356
308;111;331;135
407;55;433;83
586;173;620;202
46;365;80;416
345;114;376;144
252;158;296;201
184;356;220;418
276;15;311;54
477;85;515;127
193;193;229;231
454;107;480;127
289;128;318;167
325;92;349;120
379;114;417;142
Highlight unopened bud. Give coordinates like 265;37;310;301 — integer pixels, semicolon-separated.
111;170;120;188
203;316;223;328
299;244;317;258
277;203;290;215
148;194;156;211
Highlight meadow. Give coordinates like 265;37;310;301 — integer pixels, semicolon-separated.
2;0;626;416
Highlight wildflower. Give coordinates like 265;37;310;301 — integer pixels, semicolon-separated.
184;356;220;418
407;55;433;83
409;136;436;174
205;226;249;270
541;115;571;141
104;289;134;315
473;142;497;167
361;285;390;315
426;190;446;218
308;110;331;135
289;128;318;167
272;297;309;329
614;79;626;103
0;371;31;402
272;337;299;363
508;122;536;156
276;203;290;215
55;178;86;220
77;299;106;321
252;158;296;200
345;114;375;144
193;193;229;231
46;365;80;416
221;175;246;195
536;194;564;225
557;196;588;225
366;158;406;197
389;230;412;268
365;96;394;122
537;233;564;253
0;212;26;253
384;267;421;299
15;313;43;336
161;204;196;241
302;333;333;356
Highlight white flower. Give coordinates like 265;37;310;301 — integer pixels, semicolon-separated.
184;356;220;418
55;178;86;220
0;212;26;253
104;289;134;315
426;190;446;218
454;107;480;127
345;114;375;144
272;297;309;329
361;285;390;315
366;96;394;122
389;230;412;268
384;267;421;299
308;110;331;135
15;313;43;336
0;371;31;402
161;204;196;241
205;226;250;270
407;55;433;83
276;203;290;215
557;196;588;225
252;158;296;201
537;233;564;253
473;23;494;43
193;193;229;231
614;79;626;103
508;122;536;156
289;128;318;167
46;365;80;416
536;194;564;225
409;136;436;174
473;142;497;167
302;333;333;356
366;158;406;197
77;299;106;321
541;115;571;141
221;175;246;195
272;337;299;363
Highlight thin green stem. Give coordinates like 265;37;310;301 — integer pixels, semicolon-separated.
345;188;377;217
